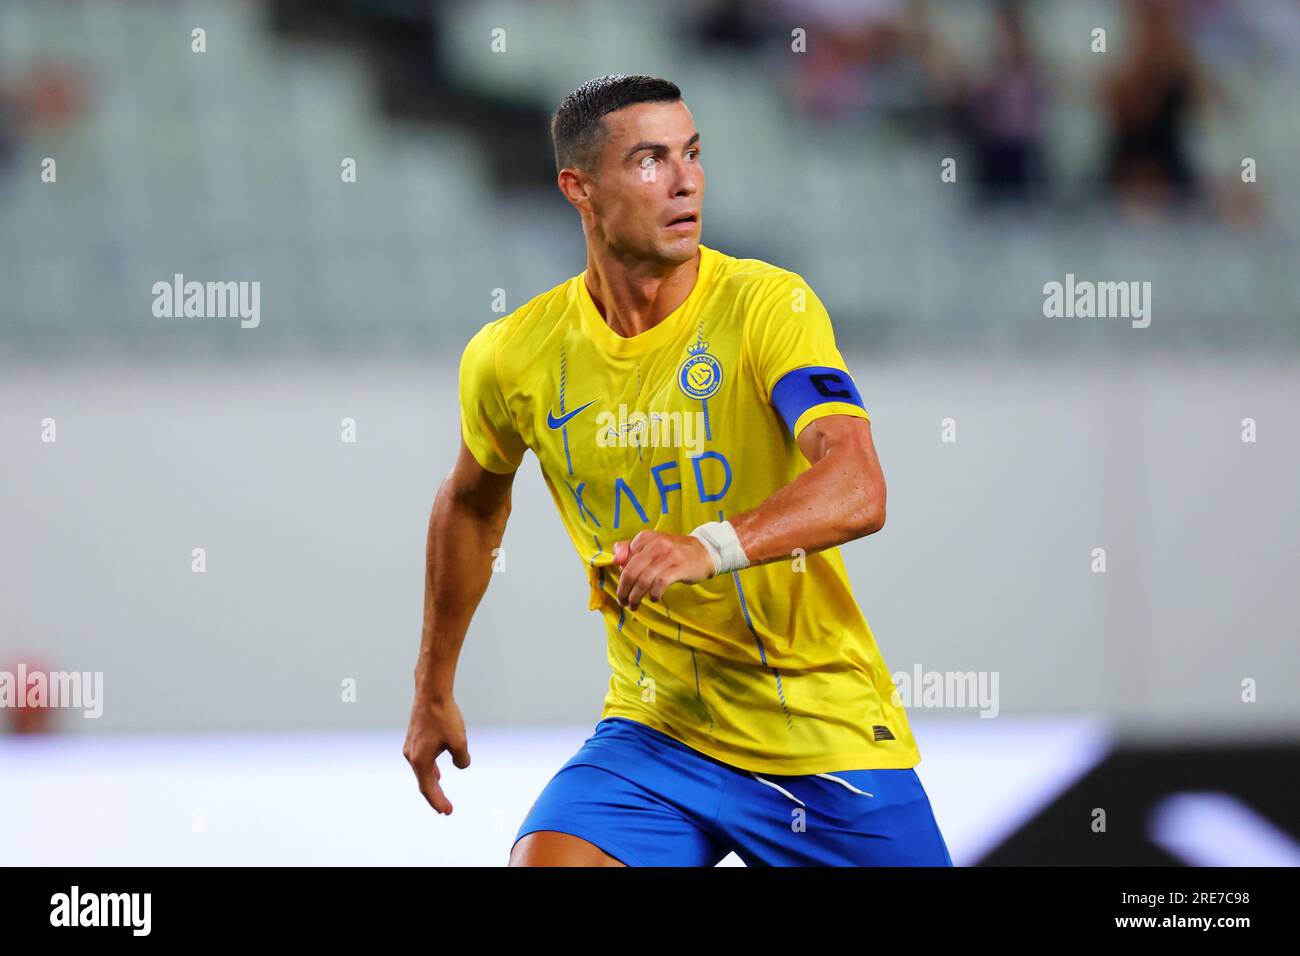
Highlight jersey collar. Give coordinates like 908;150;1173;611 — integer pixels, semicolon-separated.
576;244;717;357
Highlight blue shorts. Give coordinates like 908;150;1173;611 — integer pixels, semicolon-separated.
513;717;953;867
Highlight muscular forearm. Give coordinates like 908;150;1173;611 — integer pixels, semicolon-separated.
413;478;510;702
728;424;884;567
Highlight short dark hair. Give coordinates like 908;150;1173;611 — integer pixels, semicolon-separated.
551;74;682;174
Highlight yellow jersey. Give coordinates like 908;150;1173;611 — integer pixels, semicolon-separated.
458;243;919;774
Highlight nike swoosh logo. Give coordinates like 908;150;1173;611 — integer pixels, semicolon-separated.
546;399;597;430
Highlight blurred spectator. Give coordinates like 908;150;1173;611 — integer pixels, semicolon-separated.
3;658;58;734
0;89;16;175
0;61;86;180
695;0;776;52
956;1;1049;205
1100;0;1212;214
771;0;907;122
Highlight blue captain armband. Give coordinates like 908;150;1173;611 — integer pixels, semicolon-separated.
770;366;867;436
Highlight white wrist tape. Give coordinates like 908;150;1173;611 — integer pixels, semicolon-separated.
690;520;751;576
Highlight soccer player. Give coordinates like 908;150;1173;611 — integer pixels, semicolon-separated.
403;74;952;867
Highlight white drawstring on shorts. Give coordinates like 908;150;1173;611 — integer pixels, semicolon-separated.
815;772;874;797
750;771;876;807
750;772;806;807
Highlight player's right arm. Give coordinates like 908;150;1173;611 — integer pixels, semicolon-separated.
403;439;514;814
404;321;526;815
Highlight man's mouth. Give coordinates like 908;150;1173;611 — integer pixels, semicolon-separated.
665;212;698;230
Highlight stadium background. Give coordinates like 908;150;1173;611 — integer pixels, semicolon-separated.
1;0;1297;866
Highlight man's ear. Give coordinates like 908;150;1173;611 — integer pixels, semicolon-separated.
557;167;591;207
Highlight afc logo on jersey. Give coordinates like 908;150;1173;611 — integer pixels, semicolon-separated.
677;338;722;400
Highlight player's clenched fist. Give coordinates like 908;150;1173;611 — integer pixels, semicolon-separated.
612;530;715;611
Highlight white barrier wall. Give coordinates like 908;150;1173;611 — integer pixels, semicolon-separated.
2;355;1296;737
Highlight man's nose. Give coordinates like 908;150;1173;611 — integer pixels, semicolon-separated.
672;164;699;196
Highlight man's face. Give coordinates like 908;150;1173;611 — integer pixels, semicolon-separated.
577;100;705;265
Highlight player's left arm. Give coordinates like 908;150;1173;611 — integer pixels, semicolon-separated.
733;412;884;559
612;414;883;610
613;272;883;611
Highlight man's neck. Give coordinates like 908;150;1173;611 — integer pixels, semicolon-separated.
583;246;701;338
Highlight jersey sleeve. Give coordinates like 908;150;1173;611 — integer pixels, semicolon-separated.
744;271;870;439
458;320;527;474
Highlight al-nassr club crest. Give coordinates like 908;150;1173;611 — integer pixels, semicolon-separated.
678;332;722;400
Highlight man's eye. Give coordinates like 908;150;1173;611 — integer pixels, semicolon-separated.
687;149;701;160
639;154;658;168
